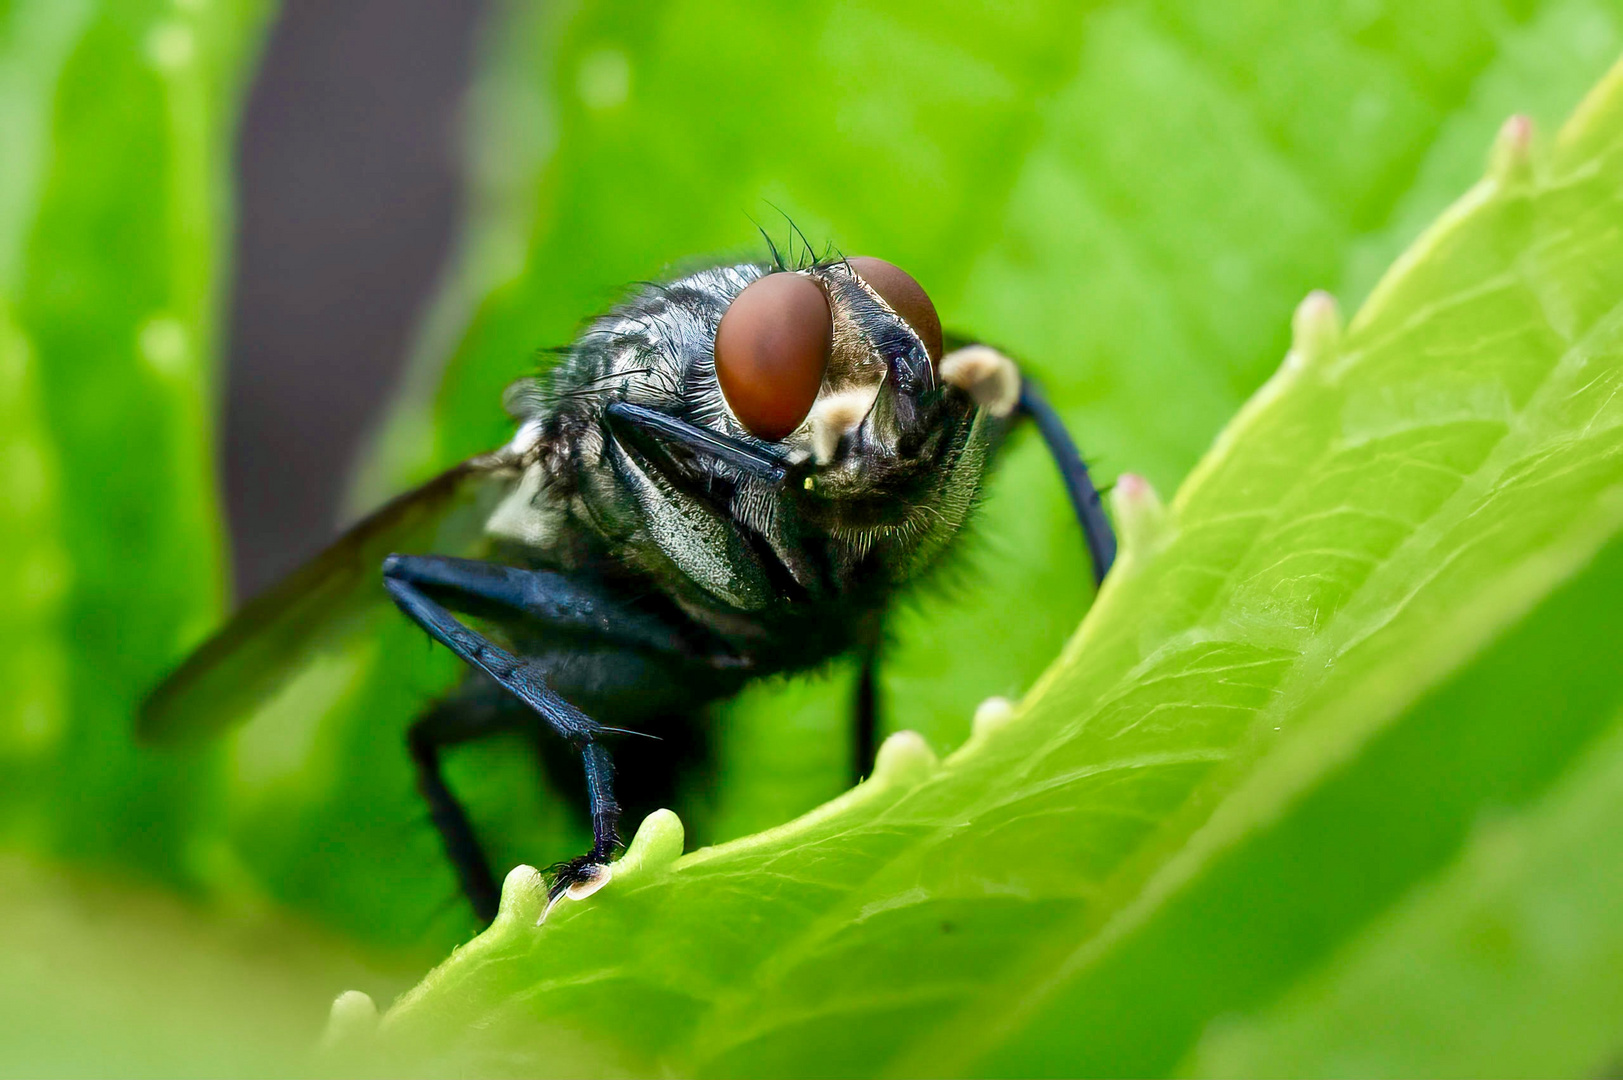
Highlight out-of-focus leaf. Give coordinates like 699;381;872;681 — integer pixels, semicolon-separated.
356;55;1623;1080
1187;712;1623;1079
228;0;1623;951
0;0;272;883
0;4;401;1074
0;854;405;1079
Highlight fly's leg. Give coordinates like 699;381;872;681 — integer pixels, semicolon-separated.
383;554;688;655
939;345;1117;585
853;645;879;784
408;692;512;922
567;742;620;888
387;568;620;897
383;554;680;904
1017;378;1117;585
849;609;884;784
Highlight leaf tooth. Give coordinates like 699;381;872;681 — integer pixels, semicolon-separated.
1487;113;1536;190
946;699;1021;765
320;989;379;1052
972;695;1017;739
871;730;940;788
616;808;685;880
1110;472;1168;559
1164;295;1336;538
1289;289;1343;371
533;812;686;924
493;864;548;926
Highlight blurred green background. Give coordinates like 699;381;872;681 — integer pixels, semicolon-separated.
3;0;1623;1075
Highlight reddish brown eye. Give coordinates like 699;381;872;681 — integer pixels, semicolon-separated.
848;256;942;363
714;271;833;442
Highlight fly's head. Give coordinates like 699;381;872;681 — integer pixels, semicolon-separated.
531;255;1022;608
720;257;1012;576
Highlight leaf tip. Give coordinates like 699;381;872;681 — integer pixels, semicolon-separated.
320;989;379;1052
1487;113;1536;187
871;729;939;787
1111;472;1168;555
1289;290;1342;368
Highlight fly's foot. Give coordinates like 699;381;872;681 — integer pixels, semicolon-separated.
538;854;615;924
546;853;614;902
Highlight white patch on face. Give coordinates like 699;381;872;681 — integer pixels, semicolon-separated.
940;344;1021;418
805;385;880;465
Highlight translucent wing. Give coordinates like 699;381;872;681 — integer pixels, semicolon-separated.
138;455;522;745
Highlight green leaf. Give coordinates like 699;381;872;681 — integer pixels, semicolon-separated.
226;0;1623;952
0;4;392;1075
0;1;271;882
0;852;404;1078
356;52;1623;1080
1188;709;1623;1078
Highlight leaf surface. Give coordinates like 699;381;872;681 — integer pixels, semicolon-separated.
0;0;270;881
1187;705;1623;1079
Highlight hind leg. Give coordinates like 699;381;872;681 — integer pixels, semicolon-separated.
852;646;880;784
408;687;516;923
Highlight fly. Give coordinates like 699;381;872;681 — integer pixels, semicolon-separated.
139;253;1116;923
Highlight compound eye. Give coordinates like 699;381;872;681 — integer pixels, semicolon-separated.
714;271;833;442
848;256;942;363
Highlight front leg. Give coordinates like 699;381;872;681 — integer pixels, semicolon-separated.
408;691;512;922
1016;378;1116;586
384;555;665;902
938;345;1117;585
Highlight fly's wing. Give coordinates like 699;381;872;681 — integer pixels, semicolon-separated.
138;456;522;745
